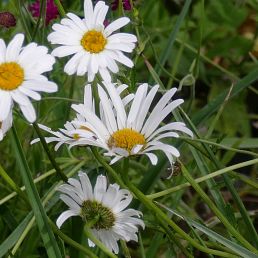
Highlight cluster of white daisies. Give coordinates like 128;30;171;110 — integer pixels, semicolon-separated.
0;0;193;254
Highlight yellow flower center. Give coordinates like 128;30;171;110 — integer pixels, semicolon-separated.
0;62;24;91
81;30;107;53
108;128;146;153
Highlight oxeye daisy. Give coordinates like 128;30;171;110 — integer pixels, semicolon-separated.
0;110;12;141
0;33;57;122
71;82;193;165
57;172;144;254
48;0;137;82
31;83;134;149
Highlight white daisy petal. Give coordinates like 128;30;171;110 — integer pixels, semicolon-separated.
0;39;6;63
94;175;107;202
0;91;12;121
84;0;94;26
79;172;93;200
6;33;24;61
56;210;79;228
104;17;130;37
20;104;36;123
52;45;83;57
0;111;13;141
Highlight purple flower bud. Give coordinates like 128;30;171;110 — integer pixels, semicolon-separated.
112;0;132;11
0;12;16;28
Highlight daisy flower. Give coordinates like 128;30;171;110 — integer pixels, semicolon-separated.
0;110;12;141
0;33;57;122
71;82;193;165
57;172;144;254
48;0;137;82
31;83;134;149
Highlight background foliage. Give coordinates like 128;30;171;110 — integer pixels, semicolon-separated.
0;0;258;257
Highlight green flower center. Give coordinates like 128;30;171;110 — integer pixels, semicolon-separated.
81;200;115;230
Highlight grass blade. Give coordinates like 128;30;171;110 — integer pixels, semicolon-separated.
158;204;257;258
0;212;33;257
154;0;192;77
192;67;258;125
11;126;63;258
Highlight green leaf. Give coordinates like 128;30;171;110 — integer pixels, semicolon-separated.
154;0;192;77
0;212;33;257
11;126;63;258
157;204;258;258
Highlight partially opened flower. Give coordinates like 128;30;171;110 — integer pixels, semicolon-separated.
0;33;57;122
0;110;12;141
71;82;193;165
48;0;137;82
57;172;144;254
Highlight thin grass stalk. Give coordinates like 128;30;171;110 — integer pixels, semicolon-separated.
33;123;68;182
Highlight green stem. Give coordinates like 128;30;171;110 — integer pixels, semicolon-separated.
180;137;258;158
53;0;66;17
49;220;98;258
148;158;258;199
33;123;68;182
139;233;146;258
0;164;28;204
180;162;258;253
91;147;126;188
84;225;117;258
120;240;131;258
0;161;76;205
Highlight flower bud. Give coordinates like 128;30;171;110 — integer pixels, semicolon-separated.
0;12;16;28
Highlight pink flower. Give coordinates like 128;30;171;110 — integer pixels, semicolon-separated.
112;0;132;11
29;0;59;25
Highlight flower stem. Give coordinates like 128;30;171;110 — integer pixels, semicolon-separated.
120;240;131;258
84;225;117;258
33;123;68;182
0;164;29;204
49;220;98;258
91;147;126;188
53;0;66;17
